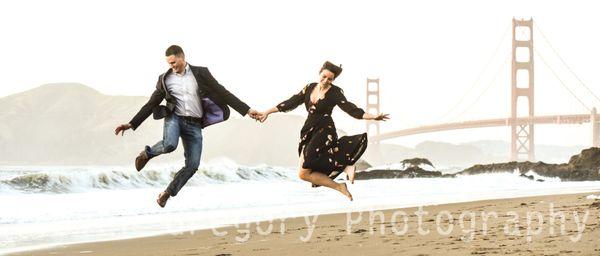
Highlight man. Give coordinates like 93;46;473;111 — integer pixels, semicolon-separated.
115;45;259;207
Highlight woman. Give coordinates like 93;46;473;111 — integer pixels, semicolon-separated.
258;61;389;201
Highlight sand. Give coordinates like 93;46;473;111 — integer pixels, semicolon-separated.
12;192;600;255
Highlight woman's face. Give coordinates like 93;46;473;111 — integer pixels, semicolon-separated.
319;69;335;86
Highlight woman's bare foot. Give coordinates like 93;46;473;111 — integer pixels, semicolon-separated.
344;165;356;184
338;183;353;201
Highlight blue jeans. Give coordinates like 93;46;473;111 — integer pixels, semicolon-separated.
145;114;203;196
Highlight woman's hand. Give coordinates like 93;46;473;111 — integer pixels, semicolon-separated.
374;113;390;121
258;112;270;123
363;113;390;121
257;107;279;123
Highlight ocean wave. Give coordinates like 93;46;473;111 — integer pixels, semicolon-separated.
0;162;296;194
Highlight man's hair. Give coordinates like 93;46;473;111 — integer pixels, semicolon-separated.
165;45;185;57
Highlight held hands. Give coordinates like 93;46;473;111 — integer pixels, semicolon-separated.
114;123;133;136
252;111;270;123
248;108;275;123
248;109;268;122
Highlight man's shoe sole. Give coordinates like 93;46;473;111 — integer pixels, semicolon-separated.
135;151;149;171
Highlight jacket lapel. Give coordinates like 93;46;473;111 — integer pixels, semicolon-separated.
189;65;209;95
161;68;173;101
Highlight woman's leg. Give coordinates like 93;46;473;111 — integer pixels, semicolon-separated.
343;165;356;184
298;153;353;201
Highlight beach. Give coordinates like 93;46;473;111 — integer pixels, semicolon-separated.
12;192;600;256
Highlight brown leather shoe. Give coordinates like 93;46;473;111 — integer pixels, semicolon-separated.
135;150;149;171
157;191;170;208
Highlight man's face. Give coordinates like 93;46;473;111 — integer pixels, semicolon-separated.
166;54;186;74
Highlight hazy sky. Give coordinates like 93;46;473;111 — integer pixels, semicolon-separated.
1;0;599;148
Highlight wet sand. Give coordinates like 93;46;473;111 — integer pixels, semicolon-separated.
13;192;600;255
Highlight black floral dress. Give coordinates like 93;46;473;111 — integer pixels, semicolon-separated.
277;83;368;180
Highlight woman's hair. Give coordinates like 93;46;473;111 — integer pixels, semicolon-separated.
320;61;343;79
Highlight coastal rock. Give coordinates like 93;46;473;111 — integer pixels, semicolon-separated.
354;148;600;181
355;158;452;180
401;158;434;168
355;167;452;179
456;147;600;181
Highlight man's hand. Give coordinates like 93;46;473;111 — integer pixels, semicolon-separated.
115;123;133;136
247;109;261;121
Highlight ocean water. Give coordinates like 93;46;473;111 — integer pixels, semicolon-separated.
1;160;599;254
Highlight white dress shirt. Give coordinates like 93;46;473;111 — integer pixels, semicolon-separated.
165;64;203;118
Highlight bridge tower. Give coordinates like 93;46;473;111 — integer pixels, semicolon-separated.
511;18;535;161
366;78;381;142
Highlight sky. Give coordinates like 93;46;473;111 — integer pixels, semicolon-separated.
1;0;599;148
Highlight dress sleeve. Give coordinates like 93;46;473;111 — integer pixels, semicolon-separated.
336;88;365;119
276;84;309;112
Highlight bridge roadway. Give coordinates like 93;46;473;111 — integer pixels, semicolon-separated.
370;113;600;142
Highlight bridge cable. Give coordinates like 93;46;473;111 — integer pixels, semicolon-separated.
534;48;591;111
453;53;511;120
437;22;512;123
533;21;600;106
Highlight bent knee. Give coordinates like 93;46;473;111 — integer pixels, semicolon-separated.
164;143;178;153
185;162;200;171
298;170;311;181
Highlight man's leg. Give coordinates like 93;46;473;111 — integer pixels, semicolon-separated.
165;119;203;197
137;115;181;172
146;115;181;158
